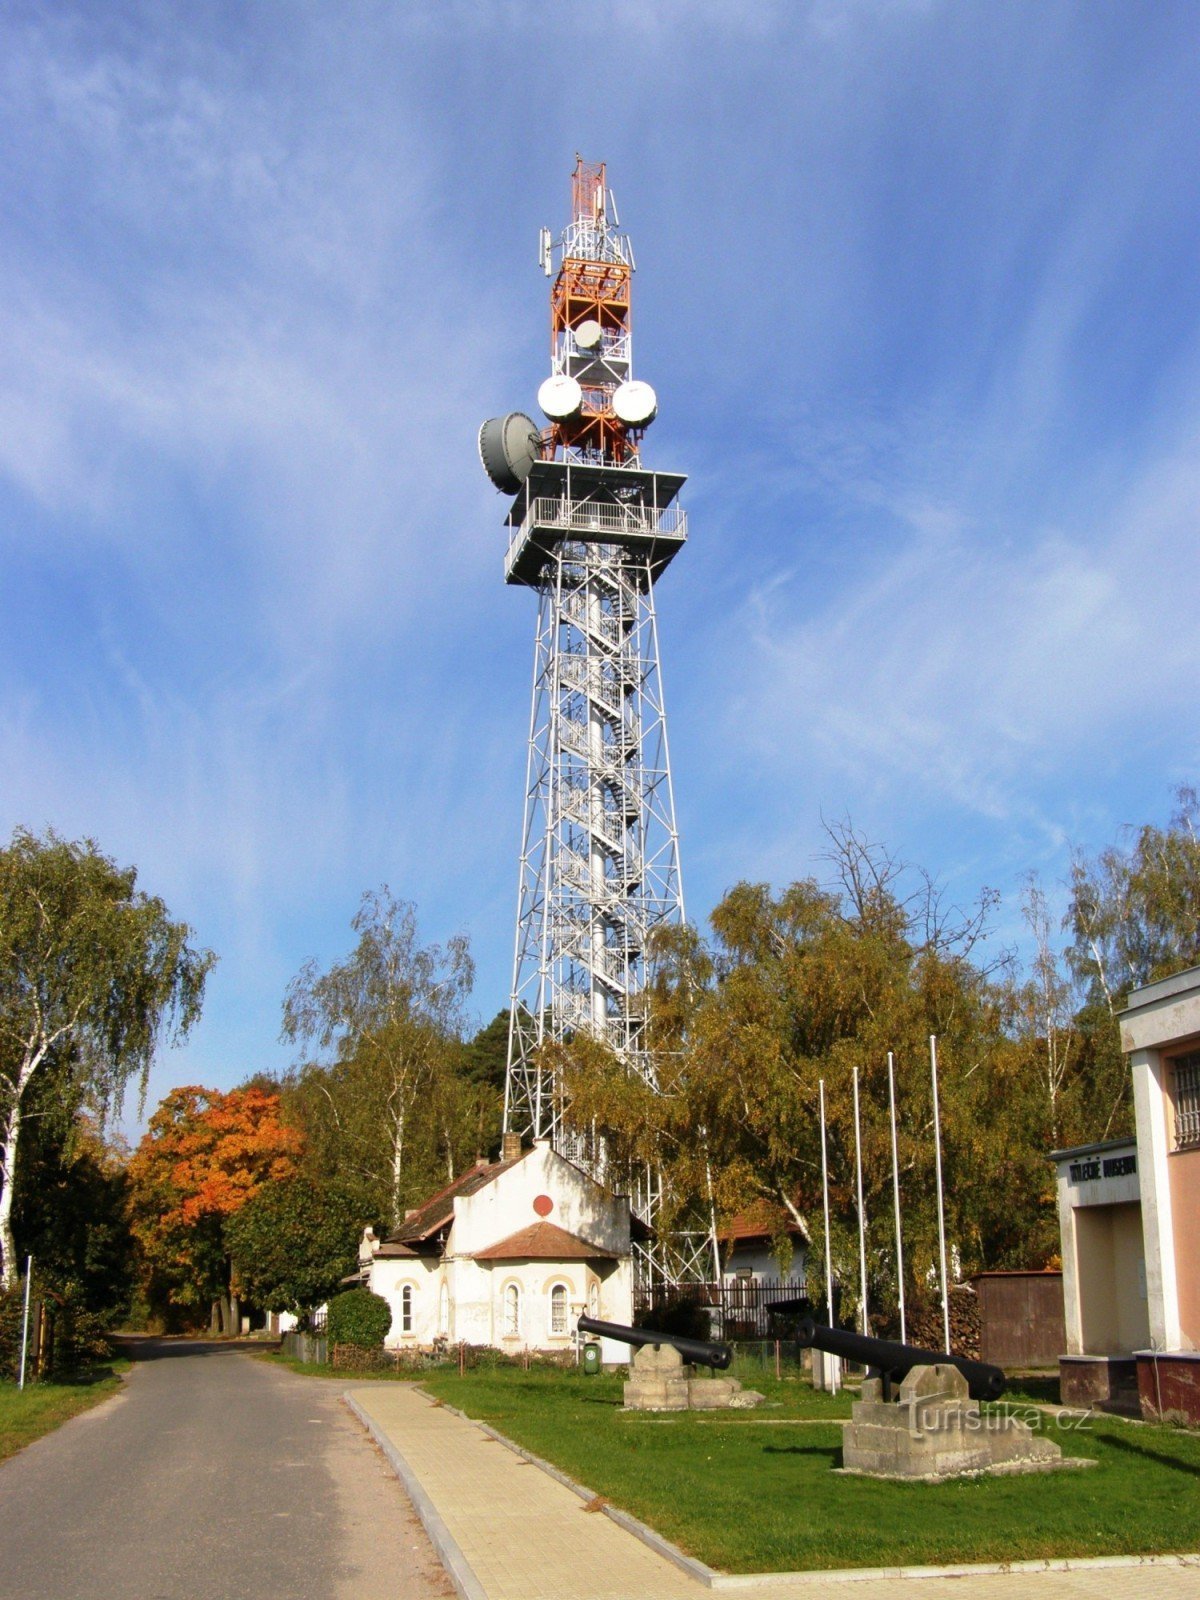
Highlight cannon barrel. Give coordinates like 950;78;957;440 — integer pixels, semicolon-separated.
794;1316;1007;1402
576;1314;733;1371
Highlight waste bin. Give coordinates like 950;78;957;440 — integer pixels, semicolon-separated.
582;1341;602;1375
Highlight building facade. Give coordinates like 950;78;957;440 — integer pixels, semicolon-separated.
362;1140;634;1364
1052;964;1200;1421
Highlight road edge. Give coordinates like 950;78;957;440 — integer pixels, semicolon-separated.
343;1392;488;1600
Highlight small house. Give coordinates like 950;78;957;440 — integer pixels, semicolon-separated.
361;1137;634;1361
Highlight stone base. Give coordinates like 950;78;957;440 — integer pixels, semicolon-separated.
1059;1354;1139;1412
622;1341;763;1412
840;1364;1077;1481
1136;1350;1200;1426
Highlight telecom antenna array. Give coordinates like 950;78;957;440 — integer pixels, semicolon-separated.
479;158;712;1288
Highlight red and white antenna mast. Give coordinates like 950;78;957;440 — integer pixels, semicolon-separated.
479;158;709;1292
535;157;656;467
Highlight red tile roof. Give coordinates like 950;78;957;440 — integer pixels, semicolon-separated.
385;1153;527;1247
471;1220;619;1262
719;1199;807;1244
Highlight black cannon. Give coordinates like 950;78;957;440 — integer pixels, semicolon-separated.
781;1311;1006;1402
576;1314;733;1371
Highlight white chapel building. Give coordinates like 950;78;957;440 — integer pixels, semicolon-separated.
359;1137;635;1358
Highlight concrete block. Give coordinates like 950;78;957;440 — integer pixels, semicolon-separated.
840;1362;1073;1481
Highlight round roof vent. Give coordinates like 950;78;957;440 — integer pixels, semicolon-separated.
478;412;540;494
612;379;657;428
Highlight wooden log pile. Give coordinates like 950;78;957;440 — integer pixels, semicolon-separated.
906;1285;981;1360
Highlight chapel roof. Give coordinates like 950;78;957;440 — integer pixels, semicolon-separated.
385;1153;527;1246
471;1220;620;1262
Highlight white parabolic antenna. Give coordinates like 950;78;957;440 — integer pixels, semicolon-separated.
612;379;657;427
574;319;603;351
538;373;584;421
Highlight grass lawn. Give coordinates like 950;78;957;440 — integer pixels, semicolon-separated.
0;1362;129;1465
417;1367;1200;1573
257;1350;427;1381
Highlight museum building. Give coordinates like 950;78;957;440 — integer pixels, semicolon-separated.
1052;965;1200;1423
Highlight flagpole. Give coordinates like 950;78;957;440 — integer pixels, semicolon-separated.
931;1035;951;1353
819;1078;838;1394
888;1051;907;1343
853;1066;868;1336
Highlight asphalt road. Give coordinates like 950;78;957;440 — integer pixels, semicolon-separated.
0;1340;453;1600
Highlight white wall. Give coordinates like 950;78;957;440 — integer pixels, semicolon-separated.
368;1145;633;1354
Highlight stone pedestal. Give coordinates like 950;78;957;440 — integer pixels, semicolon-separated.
622;1342;763;1411
840;1363;1076;1481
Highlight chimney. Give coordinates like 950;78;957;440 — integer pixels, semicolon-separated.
502;1131;522;1162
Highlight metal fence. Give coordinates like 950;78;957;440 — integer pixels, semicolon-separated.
633;1280;808;1340
724;1339;812;1382
281;1330;328;1365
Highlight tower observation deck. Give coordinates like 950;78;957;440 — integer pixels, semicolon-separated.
480;159;712;1288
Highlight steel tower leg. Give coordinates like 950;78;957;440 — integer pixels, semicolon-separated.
504;541;681;1159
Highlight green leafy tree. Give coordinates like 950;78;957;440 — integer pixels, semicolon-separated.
280;890;479;1227
13;1110;134;1317
0;828;214;1290
1068;785;1200;1005
1054;785;1200;1142
226;1175;372;1314
562;829;1054;1328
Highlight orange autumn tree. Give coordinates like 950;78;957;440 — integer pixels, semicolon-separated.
128;1085;302;1333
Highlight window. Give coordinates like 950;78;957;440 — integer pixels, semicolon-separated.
1171;1051;1200;1151
401;1284;413;1335
503;1282;520;1336
549;1283;568;1335
587;1281;599;1318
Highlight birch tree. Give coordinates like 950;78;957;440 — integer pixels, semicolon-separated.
281;891;474;1228
0;829;213;1289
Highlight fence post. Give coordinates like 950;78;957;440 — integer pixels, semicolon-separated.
17;1257;32;1390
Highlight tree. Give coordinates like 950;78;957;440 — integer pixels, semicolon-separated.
561;830;1054;1328
280;890;477;1227
457;1009;509;1161
226;1175;371;1315
1058;785;1200;1142
127;1085;302;1332
0;828;213;1290
1068;785;1200;1005
12;1109;134;1317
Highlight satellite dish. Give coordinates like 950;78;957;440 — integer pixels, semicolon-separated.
574;319;603;352
478;413;540;494
537;374;583;421
612;379;657;428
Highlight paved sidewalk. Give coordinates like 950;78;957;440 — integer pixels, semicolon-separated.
346;1385;1198;1600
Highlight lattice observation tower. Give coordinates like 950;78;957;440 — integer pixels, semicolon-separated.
479;159;710;1286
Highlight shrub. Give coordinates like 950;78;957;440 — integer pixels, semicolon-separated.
325;1287;392;1350
0;1277;112;1379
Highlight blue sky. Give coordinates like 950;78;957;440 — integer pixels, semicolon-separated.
3;2;1198;1129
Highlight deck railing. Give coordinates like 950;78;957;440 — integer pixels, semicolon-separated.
508;498;686;571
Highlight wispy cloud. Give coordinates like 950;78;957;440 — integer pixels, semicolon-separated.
2;1;1198;1127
